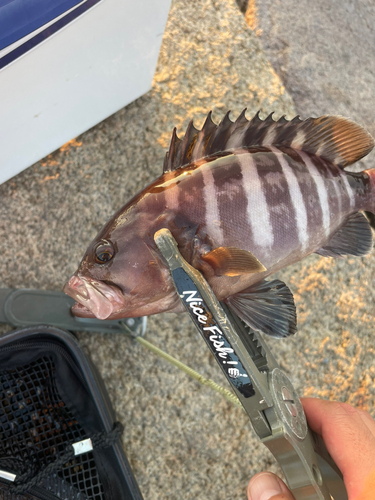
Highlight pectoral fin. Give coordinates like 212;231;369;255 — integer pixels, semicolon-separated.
316;212;373;258
226;279;297;338
201;247;266;276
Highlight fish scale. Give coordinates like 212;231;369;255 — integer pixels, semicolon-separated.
64;110;375;339
212;161;246;243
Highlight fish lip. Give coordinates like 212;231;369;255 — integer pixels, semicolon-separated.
63;275;126;320
70;302;97;318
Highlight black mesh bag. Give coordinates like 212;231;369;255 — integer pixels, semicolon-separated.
0;326;143;500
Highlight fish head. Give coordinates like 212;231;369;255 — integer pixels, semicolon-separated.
64;211;181;319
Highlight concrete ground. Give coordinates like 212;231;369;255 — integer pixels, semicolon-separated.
0;1;374;499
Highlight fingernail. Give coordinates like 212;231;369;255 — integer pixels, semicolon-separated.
248;472;283;500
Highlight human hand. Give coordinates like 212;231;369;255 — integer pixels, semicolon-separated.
247;398;375;500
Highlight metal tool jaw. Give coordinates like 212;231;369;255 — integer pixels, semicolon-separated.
154;228;347;500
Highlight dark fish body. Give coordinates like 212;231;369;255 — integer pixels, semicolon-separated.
64;111;375;338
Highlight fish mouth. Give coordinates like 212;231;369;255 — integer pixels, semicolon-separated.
63;275;126;320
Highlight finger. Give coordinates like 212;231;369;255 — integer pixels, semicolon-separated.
301;398;375;498
357;408;375;436
303;397;375;438
247;472;295;500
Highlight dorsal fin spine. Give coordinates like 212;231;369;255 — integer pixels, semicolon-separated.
164;128;178;173
180;120;194;166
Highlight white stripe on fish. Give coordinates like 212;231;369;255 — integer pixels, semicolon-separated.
238;154;274;248
201;162;224;245
297;150;331;237
226;128;246;150
290;129;306;149
261;124;277;146
331;169;343;215
341;172;355;208
271;147;309;249
315;142;326;157
164;172;180;211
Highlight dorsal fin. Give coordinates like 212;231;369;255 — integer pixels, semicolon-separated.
163;110;374;172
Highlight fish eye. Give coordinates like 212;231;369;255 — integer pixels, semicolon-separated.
95;241;115;264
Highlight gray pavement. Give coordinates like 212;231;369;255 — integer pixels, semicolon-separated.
0;1;374;499
256;0;375;168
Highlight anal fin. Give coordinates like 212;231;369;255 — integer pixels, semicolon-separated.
226;279;297;339
316;212;373;258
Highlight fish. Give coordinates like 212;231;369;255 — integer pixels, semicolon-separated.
64;110;375;338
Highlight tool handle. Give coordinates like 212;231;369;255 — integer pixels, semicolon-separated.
154;228;347;500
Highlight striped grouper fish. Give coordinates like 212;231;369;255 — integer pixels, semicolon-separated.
64;110;375;338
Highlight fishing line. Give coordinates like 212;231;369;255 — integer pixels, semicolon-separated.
121;322;242;410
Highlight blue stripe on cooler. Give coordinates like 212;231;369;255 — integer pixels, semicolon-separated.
0;0;101;70
0;0;82;50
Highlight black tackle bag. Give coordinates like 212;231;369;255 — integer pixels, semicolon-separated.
0;326;143;500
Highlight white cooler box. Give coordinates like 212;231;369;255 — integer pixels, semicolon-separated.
0;0;171;185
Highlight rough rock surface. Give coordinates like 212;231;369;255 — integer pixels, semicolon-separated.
0;1;374;499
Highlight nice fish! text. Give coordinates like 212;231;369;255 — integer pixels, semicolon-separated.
180;290;234;360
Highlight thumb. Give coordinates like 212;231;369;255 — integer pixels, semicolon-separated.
247;472;295;500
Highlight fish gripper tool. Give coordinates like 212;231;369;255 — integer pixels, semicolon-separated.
154;228;347;500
